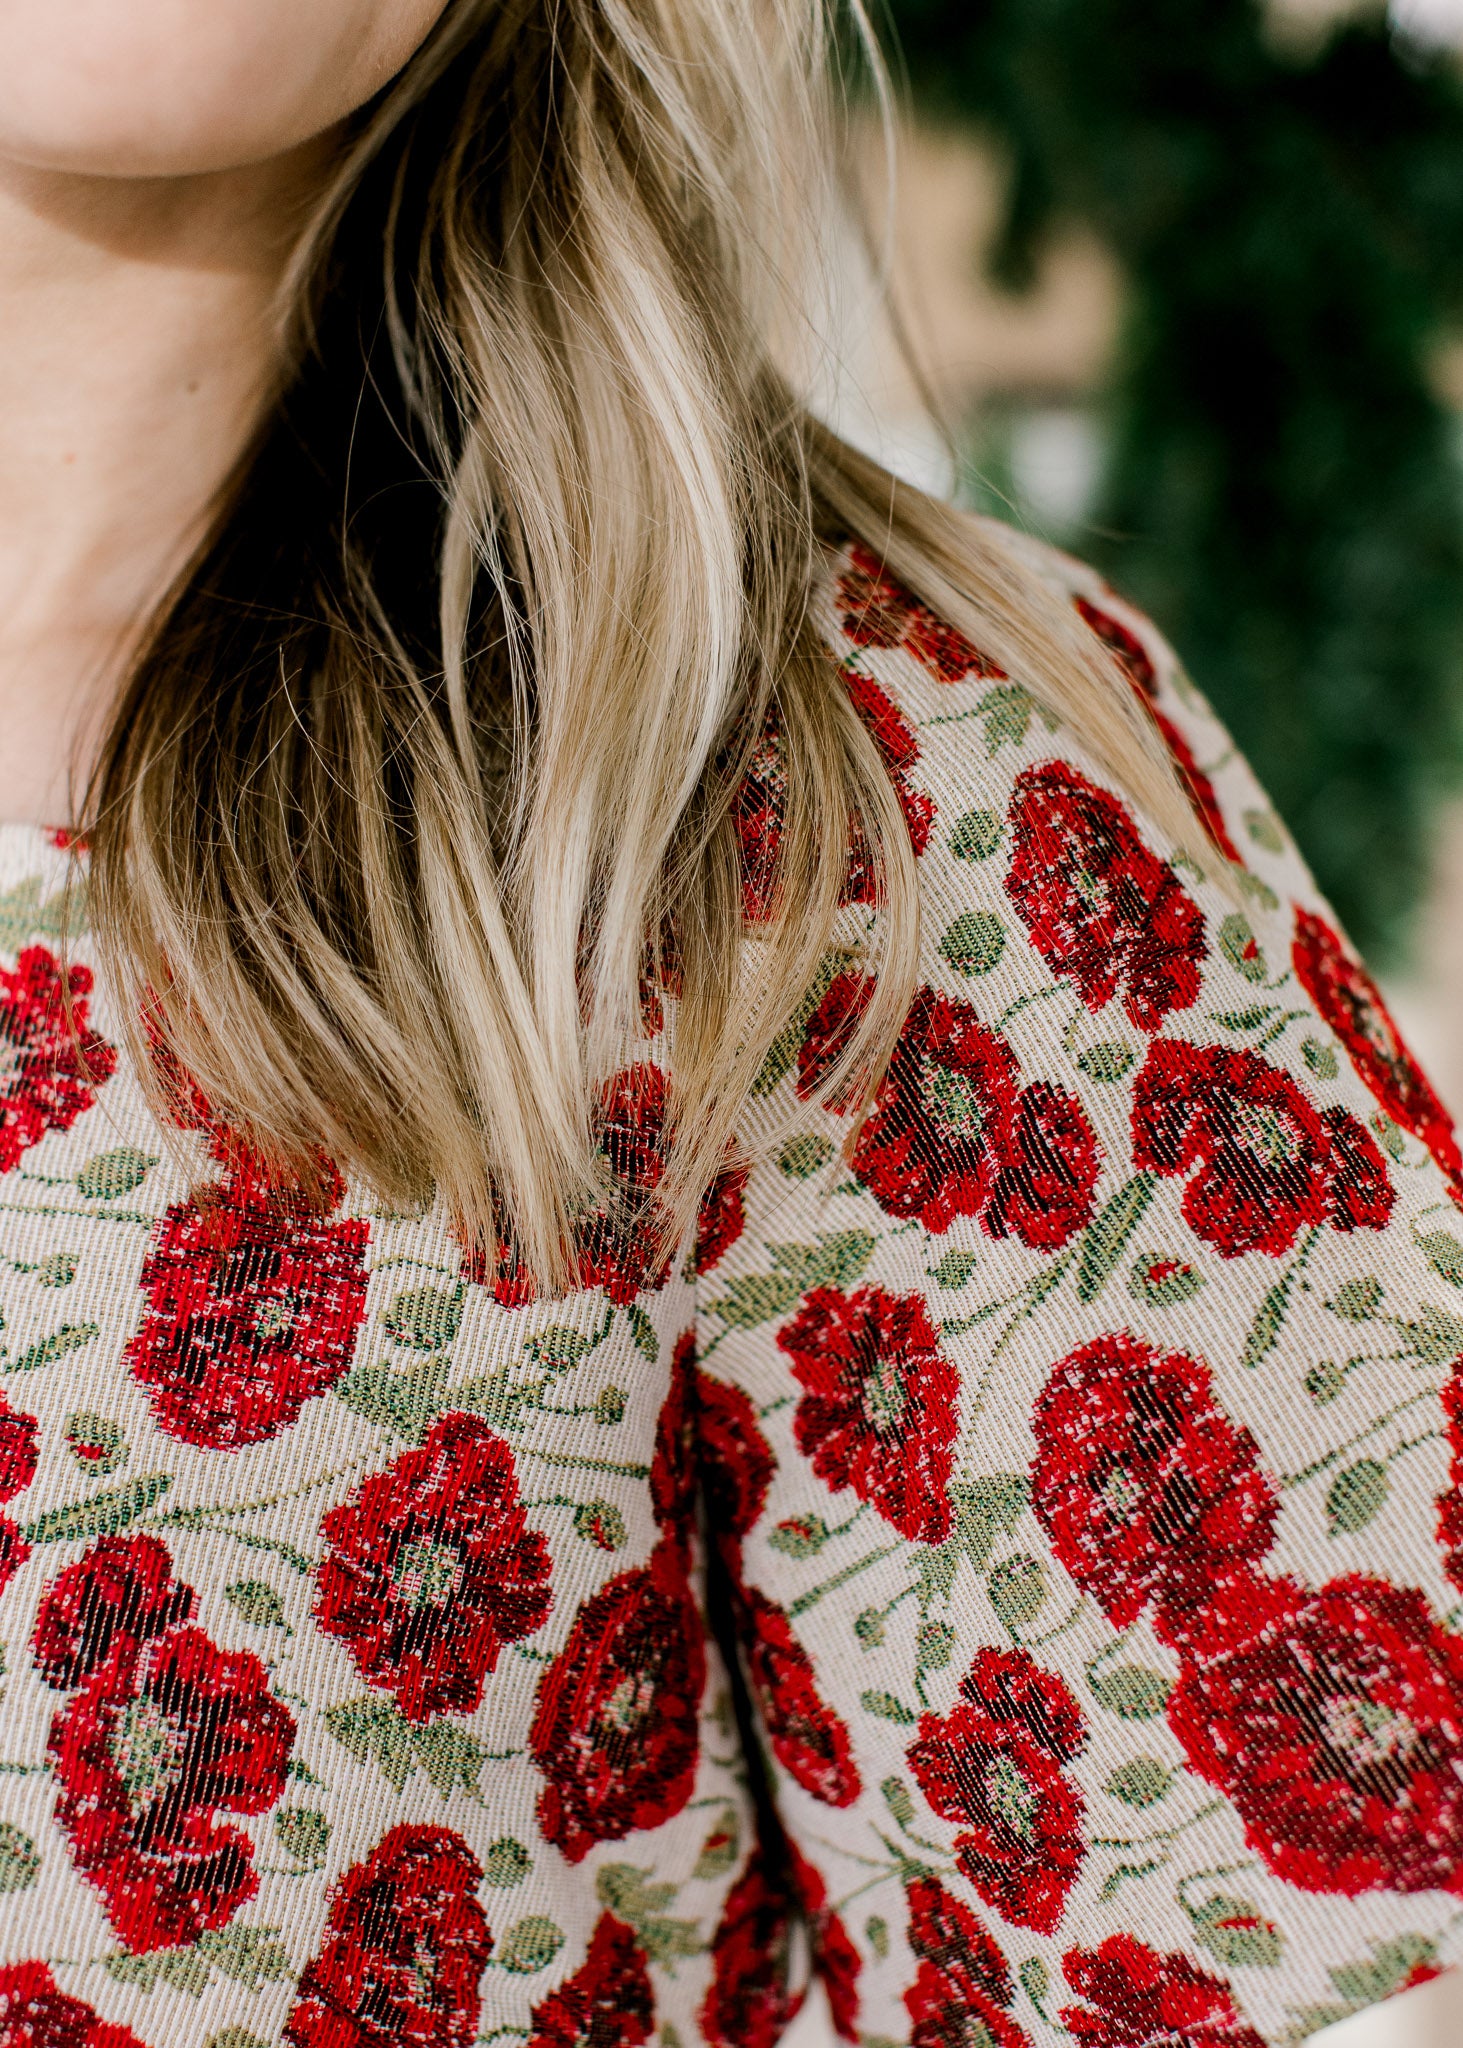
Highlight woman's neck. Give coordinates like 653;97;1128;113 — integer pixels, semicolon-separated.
0;147;327;825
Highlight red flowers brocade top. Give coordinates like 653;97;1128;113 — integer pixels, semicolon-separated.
0;530;1458;2048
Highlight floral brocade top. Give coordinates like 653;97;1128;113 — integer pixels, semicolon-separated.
0;530;1459;2048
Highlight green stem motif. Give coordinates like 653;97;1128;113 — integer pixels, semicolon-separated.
1282;1388;1442;1487
518;1447;650;1480
788;1542;903;1619
1089;1799;1225;1852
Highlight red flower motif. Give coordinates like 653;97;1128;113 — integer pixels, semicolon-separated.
777;1285;957;1544
528;1913;655;2048
33;1536;195;1692
531;1539;704;1864
791;1848;860;2044
0;947;117;1174
1060;1934;1266;2048
1132;1038;1393;1258
903;1877;1030;2048
0;1392;37;1604
1031;1333;1278;1636
1438;1362;1463;1593
696;1160;748;1276
650;1331;698;1541
1074;597;1242;865
808;982;1100;1244
695;1367;775;1553
1005;761;1207;1033
1293;906;1463;1193
1170;1573;1463;1895
907;1647;1087;1934
284;1825;491;2048
49;1624;295;1952
0;1397;37;1502
843;667;938;895
315;1411;552;1724
700;1848;803;2048
733;674;935;921
837;541;1005;684
126;1168;369;1449
734;1584;860;1807
465;1066;678;1308
0;1962;148;2048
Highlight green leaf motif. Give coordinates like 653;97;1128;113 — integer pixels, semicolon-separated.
594;1865;703;1965
1104;1758;1173;1808
988;1555;1046;1632
0;876;78;950
1210;1005;1275;1032
939;911;1006;977
9;1322;100;1374
778;1134;833;1180
930;1248;979;1289
496;1917;565;1975
0;1823;39;1891
1076;1043;1134;1083
1326;1458;1390;1535
76;1148;157;1200
752;948;856;1096
1241;1280;1291;1368
29;1252;76;1288
24;1473;170;1543
524;1324;594;1370
62;1411;127;1476
1128;1253;1203;1308
768;1515;829;1558
1305;1360;1348;1405
323;1695;490;1797
1302;1037;1339;1080
573;1500;626;1551
1018;1957;1051;2007
274;1809;329;1867
1419;1232;1463;1287
692;1805;740;1880
1076;1174;1157;1304
769;1229;876;1292
336;1357;447;1441
1289;1936;1438;2039
881;1776;916;1829
860;1690;916;1725
624;1304;659;1362
1187;1893;1283;1969
865;1915;889;1959
483;1837;532;1887
703;1272;801;1328
973;683;1058;757
1407;1304;1463;1365
1371;1113;1406;1161
1218;913;1267;981
950;1475;1029;1572
208;2032;271;2048
950;809;1003;860
224;1580;290;1630
383;1285;463;1351
915;1620;958;1671
1328;1277;1384;1321
1089;1665;1173;1720
198;1927;294;1991
1243;808;1285;854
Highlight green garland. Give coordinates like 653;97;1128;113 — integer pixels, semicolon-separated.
888;0;1463;956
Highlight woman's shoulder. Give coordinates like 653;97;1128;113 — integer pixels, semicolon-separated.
812;519;1314;919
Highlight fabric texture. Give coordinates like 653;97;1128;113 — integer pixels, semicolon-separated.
0;528;1458;2047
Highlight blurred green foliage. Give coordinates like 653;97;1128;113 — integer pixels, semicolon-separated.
887;0;1463;957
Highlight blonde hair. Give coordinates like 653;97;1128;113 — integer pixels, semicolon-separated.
87;0;1183;1288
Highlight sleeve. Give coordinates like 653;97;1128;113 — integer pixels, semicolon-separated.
692;532;1463;2048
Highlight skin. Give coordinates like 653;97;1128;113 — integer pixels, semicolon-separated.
0;0;452;826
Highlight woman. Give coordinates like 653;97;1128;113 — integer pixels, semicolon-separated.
0;3;1455;2045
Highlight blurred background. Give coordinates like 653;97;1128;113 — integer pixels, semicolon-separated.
793;1;1463;2042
